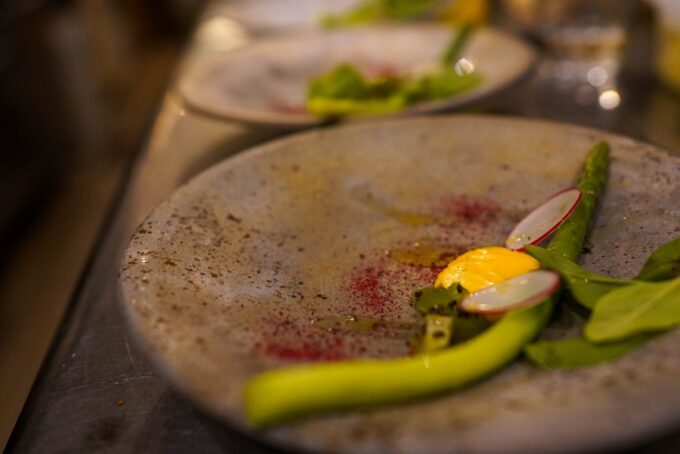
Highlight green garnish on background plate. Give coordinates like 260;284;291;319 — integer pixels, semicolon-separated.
320;0;440;28
306;24;481;118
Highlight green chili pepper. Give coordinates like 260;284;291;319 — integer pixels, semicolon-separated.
244;142;610;427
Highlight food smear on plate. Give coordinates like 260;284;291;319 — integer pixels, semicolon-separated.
307;25;482;118
351;186;502;227
244;143;610;426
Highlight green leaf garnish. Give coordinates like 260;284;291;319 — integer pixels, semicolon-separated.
525;237;680;370
525;245;630;310
306;22;481;119
585;276;680;342
412;284;467;315
307;65;481;118
524;335;649;369
637;237;680;281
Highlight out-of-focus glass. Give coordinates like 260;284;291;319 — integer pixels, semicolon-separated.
649;0;680;94
499;0;541;32
537;1;634;83
502;0;634;84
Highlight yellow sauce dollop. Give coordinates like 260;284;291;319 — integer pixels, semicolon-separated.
434;246;540;292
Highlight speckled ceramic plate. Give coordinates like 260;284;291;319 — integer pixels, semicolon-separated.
178;25;534;127
120;115;680;453
217;0;360;34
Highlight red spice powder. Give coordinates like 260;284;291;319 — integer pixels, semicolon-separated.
255;194;502;362
418;265;443;284
438;194;501;225
347;265;391;314
256;260;443;361
369;64;402;78
270;99;307;115
256;316;347;361
346;256;445;318
261;339;344;361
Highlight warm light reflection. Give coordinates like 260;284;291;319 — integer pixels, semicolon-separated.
587;66;608;87
598;89;621;109
454;57;475;75
195;17;247;51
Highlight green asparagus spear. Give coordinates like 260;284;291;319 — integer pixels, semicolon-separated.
440;23;474;67
547;142;609;262
418;314;455;352
246;303;550;426
244;142;610;427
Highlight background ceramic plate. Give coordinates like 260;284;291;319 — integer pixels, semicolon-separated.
120;116;680;453
217;0;360;34
178;25;535;127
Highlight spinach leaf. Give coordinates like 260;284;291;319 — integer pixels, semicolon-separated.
306;25;482;119
637;237;680;281
525;245;630;309
308;64;367;99
524;335;648;369
585;276;680;342
307;65;481;118
524;238;680;370
401;69;481;103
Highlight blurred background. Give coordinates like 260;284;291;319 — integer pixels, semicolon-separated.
0;0;204;257
2;0;680;450
0;0;205;445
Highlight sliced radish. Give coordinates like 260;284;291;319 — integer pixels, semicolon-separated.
460;270;561;315
505;187;581;251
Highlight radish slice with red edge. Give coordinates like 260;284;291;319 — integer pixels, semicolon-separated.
460;270;561;315
505;187;581;251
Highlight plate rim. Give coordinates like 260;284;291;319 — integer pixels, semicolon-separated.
177;24;537;128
